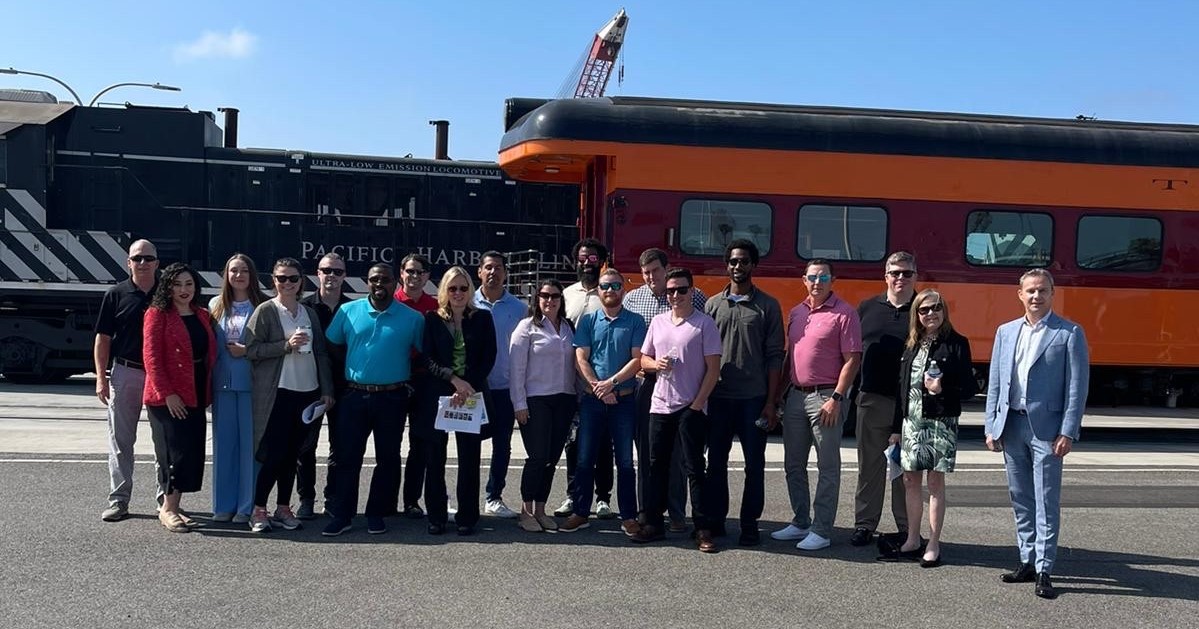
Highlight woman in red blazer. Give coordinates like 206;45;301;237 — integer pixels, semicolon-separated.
143;262;217;533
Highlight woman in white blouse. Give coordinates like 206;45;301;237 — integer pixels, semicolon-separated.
244;258;334;533
509;279;577;532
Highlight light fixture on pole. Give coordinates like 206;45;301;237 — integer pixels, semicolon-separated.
0;67;84;105
88;82;182;107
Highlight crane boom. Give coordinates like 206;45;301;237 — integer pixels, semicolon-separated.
573;9;628;98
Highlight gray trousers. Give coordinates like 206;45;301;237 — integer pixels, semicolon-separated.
105;363;160;505
853;391;908;533
781;387;846;538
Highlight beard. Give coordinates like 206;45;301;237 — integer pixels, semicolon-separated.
578;266;600;284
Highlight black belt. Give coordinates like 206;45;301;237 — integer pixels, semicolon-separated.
347;381;409;393
114;357;143;369
795;383;837;393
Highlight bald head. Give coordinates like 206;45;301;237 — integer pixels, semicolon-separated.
126;239;159;287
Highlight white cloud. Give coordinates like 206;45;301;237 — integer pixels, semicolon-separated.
174;27;257;62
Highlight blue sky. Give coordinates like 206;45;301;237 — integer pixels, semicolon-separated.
4;1;1196;161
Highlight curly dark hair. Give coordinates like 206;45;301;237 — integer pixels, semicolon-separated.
151;262;202;311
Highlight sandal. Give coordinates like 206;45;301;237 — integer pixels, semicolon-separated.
159;510;191;533
177;511;200;528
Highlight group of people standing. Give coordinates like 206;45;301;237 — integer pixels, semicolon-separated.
93;235;1088;600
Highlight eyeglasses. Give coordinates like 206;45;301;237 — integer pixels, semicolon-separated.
403;268;427;276
665;286;691;296
537;292;563;301
318;267;346;276
129;255;158;263
577;254;600;264
727;258;752;267
598;281;623;291
887;270;916;279
274;274;302;284
447;285;471;294
918;303;944;315
805;274;832;283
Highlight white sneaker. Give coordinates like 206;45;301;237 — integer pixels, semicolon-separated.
553;498;573;517
485;499;519;519
770;524;809;541
797;532;831;551
595;500;615;519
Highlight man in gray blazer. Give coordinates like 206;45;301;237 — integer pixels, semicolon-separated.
985;268;1089;600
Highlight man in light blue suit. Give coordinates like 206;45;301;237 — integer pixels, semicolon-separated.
985;268;1089;600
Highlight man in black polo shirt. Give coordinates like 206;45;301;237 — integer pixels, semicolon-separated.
95;239;159;522
297;252;354;519
851;251;918;546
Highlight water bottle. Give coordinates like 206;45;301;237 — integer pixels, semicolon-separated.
662;346;680;381
926;360;942;380
754;416;771;431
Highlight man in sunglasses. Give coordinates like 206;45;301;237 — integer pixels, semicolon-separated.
632;268;722;551
563;269;646;533
96;239;161;522
703;239;785;546
624;248;708;532
393;253;438;519
774;259;862;551
850;251;918;547
556;238;616;519
298;253;354;519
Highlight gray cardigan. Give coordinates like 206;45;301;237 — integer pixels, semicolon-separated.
244;300;334;453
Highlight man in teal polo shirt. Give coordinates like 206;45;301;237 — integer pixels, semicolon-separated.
322;262;424;537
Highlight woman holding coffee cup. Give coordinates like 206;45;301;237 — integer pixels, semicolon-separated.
244;258;335;533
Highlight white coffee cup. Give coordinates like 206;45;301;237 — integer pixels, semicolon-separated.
297;325;313;354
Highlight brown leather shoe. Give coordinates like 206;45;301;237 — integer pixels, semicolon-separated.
697;529;717;553
621;519;641;537
560;514;590;532
630;524;665;544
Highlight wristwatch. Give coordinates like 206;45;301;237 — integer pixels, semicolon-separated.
830;391;845;402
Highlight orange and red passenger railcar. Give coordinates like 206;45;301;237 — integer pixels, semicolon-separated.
498;97;1199;405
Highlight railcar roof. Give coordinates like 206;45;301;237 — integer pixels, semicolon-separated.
0;101;74;134
500;96;1199;167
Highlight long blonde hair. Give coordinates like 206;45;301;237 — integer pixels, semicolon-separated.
905;289;956;349
211;253;269;321
435;266;477;321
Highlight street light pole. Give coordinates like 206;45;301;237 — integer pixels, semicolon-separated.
87;82;182;107
0;67;83;105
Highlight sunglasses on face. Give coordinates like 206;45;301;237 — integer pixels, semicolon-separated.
806;274;832;283
887;270;915;279
537;292;563;301
129;255;158;263
403;268;427;276
447;285;471;294
727;258;751;267
598;281;623;291
577;254;600;264
274;274;302;284
665;286;691;296
918;302;944;315
319;267;346;276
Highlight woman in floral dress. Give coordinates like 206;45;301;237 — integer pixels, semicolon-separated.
889;289;976;567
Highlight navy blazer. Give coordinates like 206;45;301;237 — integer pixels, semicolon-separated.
984;311;1090;442
422;308;497;437
892;329;977;432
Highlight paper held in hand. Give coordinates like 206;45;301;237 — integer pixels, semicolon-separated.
435;392;490;434
884;443;903;481
301;401;327;425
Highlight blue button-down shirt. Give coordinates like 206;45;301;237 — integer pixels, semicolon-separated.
573;307;647;393
473;288;527;391
325;299;424;385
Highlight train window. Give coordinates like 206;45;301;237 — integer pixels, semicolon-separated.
1076;215;1162;271
679;199;772;257
965;210;1052;267
796;204;886;261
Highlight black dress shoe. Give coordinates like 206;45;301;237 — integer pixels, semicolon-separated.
427;523;445;535
1001;562;1037;583
919;554;943;568
456;525;475;536
1035;573;1058;599
738;528;760;546
850;527;874;547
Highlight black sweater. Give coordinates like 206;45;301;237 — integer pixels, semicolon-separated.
892;329;977;432
422;308;497;408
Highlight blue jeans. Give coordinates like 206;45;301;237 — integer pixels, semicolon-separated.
485;389;516;502
212;389;255;517
707;396;768;530
573;393;637;520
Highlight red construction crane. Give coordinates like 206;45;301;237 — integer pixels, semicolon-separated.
572;9;629;98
